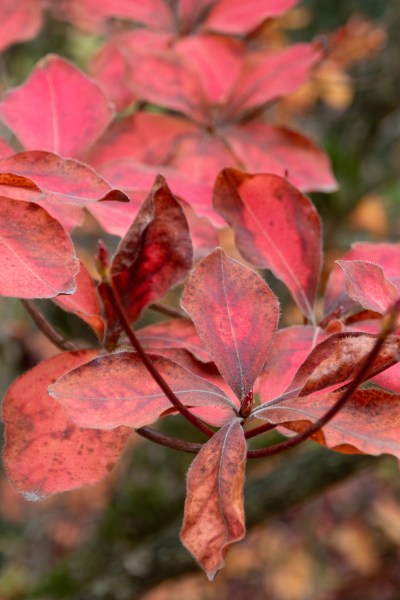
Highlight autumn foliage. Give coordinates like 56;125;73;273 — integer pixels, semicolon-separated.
0;0;399;582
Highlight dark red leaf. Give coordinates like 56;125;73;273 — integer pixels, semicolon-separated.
181;247;279;400
49;352;237;429
181;419;246;581
214;169;322;321
111;175;193;323
0;197;78;298
2;350;131;500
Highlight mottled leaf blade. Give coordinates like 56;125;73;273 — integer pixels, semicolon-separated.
2;350;131;500
49;352;237;429
181;247;279;400
256;388;400;460
181;419;246;581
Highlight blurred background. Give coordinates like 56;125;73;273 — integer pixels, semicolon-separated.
0;0;399;598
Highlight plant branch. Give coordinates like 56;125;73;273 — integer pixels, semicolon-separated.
245;422;277;439
149;302;187;319
21;300;78;352
248;301;400;459
107;281;215;438
136;427;202;454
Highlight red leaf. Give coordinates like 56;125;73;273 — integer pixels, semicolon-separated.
224;43;322;119
111;175;193;323
137;318;211;362
214;169;322;321
225;123;338;192
256;388;400;460
203;0;298;34
0;198;78;298
0;0;42;52
337;260;399;314
53;261;105;340
324;243;400;318
180;419;246;581
2;350;131;500
181;247;279;400
49;352;237;429
259;326;322;404
0;55;113;158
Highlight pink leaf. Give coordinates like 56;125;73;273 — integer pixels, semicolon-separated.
337;260;399;314
0;151;129;206
203;0;298;34
0;137;14;158
373;363;400;394
225;123;338;192
53;261;105;340
181;419;246;581
324;243;400;318
111;175;192;323
214;169;321;321
0;0;42;52
0;55;113;158
49;352;237;429
2;350;131;500
224;43;322;119
0;198;78;298
259;326;322;404
181;247;279;400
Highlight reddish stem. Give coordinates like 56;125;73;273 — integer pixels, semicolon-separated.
245;422;277;439
108;280;215;438
136;427;202;454
21;300;78;352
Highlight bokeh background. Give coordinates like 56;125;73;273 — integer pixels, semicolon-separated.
0;1;399;598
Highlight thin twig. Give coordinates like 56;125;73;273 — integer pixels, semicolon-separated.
136;427;202;454
247;300;400;459
108;281;215;438
245;422;277;439
21;300;78;352
149;303;187;319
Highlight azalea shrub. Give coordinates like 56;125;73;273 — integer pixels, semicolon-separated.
0;0;400;582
